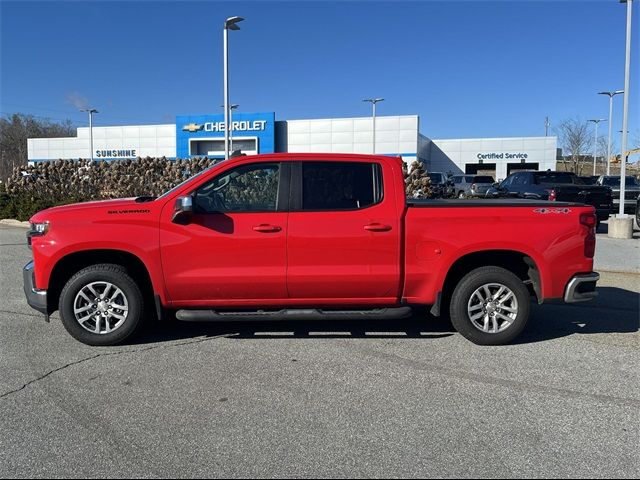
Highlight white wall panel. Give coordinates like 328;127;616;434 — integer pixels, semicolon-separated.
310;132;332;144
376;117;400;131
353;131;373;143
287;121;310;134
309;143;332;152
353;118;372;132
376;131;399;143
399;116;418;130
331;120;352;132
353;143;373;154
309;120;332;132
331;143;354;153
331;132;353;144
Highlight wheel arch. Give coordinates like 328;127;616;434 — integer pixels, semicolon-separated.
439;249;542;310
47;249;157;316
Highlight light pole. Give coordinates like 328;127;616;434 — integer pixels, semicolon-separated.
545;116;550;137
598;90;624;175
223;16;244;161
618;0;633;217
588;119;606;176
80;108;98;161
221;104;239;154
363;98;384;154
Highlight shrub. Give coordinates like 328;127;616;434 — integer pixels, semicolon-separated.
2;157;218;220
2;156;436;221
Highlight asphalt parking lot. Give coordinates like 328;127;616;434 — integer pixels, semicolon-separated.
1;224;638;478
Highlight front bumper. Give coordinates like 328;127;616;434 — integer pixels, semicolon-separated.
564;272;599;303
23;261;49;320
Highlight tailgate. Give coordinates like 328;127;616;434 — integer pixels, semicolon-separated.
556;186;611;209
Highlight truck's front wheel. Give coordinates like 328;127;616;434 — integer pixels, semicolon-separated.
449;266;530;345
59;264;144;346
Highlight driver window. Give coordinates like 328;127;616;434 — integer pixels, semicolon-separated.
194;163;280;213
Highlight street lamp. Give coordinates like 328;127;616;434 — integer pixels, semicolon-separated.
363;98;384;154
221;104;239;154
598;90;624;175
618;0;633;217
223;16;244;161
588;119;606;176
80;108;98;161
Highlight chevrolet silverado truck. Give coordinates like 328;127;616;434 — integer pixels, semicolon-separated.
24;153;600;346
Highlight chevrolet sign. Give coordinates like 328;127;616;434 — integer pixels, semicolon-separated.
182;123;204;132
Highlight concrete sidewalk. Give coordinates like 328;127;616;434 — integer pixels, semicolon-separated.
594;221;640;274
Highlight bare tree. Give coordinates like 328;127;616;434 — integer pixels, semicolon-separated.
556;118;592;175
0;113;75;182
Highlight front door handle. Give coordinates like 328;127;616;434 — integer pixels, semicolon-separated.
253;224;282;233
364;223;392;232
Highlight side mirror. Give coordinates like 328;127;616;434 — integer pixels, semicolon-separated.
172;195;193;225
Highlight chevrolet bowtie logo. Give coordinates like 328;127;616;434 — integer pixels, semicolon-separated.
182;123;204;132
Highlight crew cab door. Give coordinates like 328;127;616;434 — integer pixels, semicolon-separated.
286;160;401;303
160;161;289;305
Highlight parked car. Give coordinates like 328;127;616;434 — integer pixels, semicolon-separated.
596;175;640;214
452;174;495;198
486;170;612;224
579;175;599;185
426;171;450;198
25;153;599;347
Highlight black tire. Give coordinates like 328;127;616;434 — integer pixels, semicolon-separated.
449;266;530;346
59;263;145;346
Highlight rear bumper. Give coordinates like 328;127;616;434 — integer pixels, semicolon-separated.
564;272;599;303
23;261;48;316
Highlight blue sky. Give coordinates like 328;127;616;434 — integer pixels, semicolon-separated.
1;0;638;142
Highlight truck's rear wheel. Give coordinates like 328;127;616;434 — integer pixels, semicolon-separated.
59;264;144;346
449;266;530;345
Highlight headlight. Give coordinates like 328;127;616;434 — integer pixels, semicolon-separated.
28;222;50;240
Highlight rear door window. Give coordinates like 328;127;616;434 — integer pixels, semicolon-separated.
301;162;383;210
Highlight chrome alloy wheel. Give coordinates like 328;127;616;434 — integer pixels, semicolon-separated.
73;281;129;334
467;283;519;334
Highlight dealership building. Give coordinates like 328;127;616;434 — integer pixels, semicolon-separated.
27;112;559;180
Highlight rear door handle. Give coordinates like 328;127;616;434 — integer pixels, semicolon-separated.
364;223;392;232
253;224;282;233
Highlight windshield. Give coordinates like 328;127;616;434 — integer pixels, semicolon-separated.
157;167;213;200
601;176;639;187
429;173;444;183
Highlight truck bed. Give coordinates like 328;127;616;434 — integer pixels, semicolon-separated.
407;199;580;208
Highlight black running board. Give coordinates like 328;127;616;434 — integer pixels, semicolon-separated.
175;307;413;322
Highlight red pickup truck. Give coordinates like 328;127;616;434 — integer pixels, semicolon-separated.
24;153;599;346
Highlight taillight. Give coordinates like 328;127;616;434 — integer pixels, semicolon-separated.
548;188;557;201
580;212;597;228
580;212;597;258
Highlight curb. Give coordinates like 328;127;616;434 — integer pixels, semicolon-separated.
0;219;30;228
596;268;640;276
